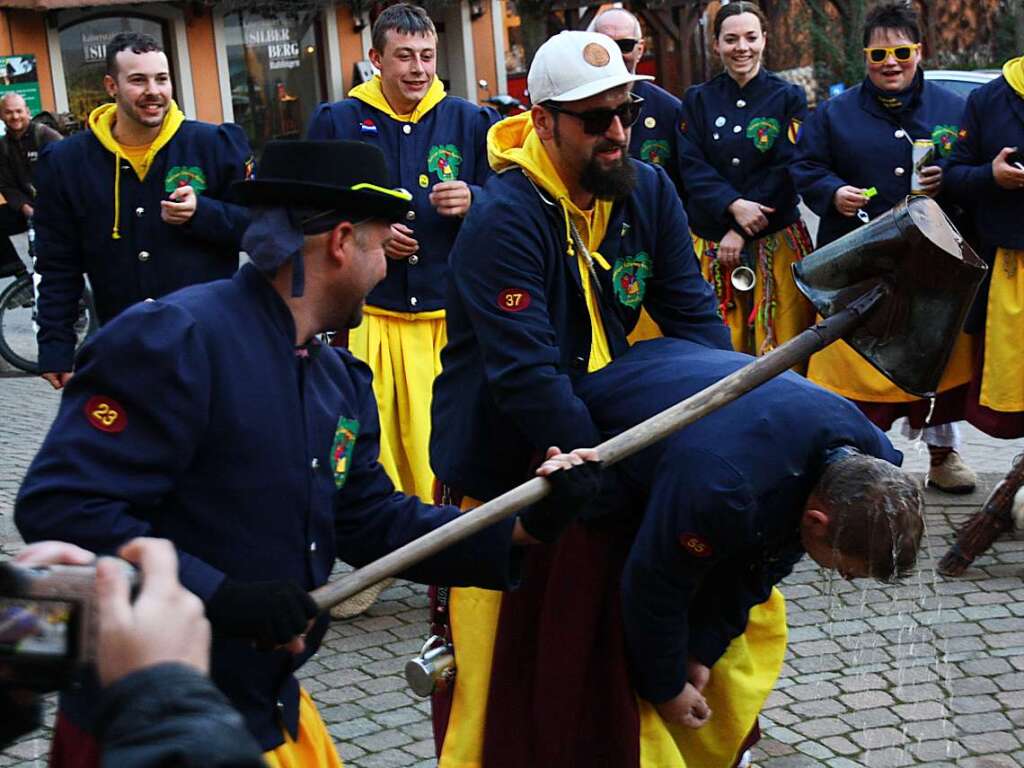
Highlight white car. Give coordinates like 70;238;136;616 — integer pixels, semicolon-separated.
924;69;1000;99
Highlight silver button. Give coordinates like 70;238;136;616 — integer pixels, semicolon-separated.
713;132;720;141
894;129;905;139
733;125;742;133
406;210;416;221
408;254;419;265
402;124;412;135
310;541;317;552
736;99;746;108
137;251;150;262
135;207;145;217
894;167;905;176
715;116;726;127
144;298;155;302
276;700;284;711
311;458;320;470
410;296;418;306
731;157;741;166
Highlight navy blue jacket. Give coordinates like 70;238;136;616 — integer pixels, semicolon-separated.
630;80;685;199
791;75;965;246
575;337;901;703
431;161;731;502
676;69;806;242
33;121;252;372
945;75;1024;252
307;95;495;313
15;264;520;750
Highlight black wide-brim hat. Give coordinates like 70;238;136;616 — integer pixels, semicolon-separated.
233;140;412;223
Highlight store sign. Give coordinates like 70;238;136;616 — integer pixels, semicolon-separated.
81;31;118;64
0;55;43;117
246;22;300;70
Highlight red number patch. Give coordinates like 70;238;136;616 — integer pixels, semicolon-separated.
497;288;531;313
84;396;127;434
679;533;712;558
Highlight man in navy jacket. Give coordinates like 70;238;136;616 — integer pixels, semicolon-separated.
33;31;252;388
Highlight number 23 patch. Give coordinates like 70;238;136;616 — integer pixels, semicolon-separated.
497;287;531;313
84;395;127;433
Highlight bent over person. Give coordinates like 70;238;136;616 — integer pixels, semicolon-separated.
15;140;600;767
33;32;251;389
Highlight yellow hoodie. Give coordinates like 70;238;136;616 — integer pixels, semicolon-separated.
1004;55;1024;99
88;100;186;239
349;75;446;123
487;112;613;372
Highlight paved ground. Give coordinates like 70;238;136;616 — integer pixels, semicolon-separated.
1;234;1022;766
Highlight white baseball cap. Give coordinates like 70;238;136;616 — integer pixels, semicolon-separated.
527;31;653;105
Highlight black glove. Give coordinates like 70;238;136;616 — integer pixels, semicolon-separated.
205;579;318;647
519;459;603;542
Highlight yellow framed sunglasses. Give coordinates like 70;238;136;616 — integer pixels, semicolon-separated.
863;43;921;64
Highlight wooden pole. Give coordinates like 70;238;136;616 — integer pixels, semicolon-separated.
311;285;888;611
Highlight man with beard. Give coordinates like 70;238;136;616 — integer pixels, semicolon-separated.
33;32;252;390
428;31;731;766
16;139;601;767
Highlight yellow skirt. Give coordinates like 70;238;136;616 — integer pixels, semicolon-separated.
695;221;815;369
348;306;447;501
438;509;788;768
263;687;343;768
980;248;1024;411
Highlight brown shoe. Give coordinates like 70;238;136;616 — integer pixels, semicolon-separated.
330;578;394;620
927;450;977;494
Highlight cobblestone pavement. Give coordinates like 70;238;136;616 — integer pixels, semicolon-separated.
1;266;1022;766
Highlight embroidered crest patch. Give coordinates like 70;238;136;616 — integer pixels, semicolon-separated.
679;533;713;558
164;166;207;194
612;251;652;309
359;119;378;135
84;395;127;434
787;117;802;145
497;287;531;312
640;139;671;166
931;124;959;158
331;417;360;490
746;117;780;152
427;145;462;182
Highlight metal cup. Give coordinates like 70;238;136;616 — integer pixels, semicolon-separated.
405;635;456;698
730;265;756;292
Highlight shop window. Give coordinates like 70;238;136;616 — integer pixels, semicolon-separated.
223;10;326;152
59;16;171;125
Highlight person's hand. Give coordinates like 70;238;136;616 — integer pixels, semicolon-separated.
992;147;1024;190
429;181;472;218
716;230;745;269
14;541;94;567
655;682;712;728
205;578;318;654
384;223;419;260
727;198;774;237
516;447;603;543
916;165;943;197
161;185;198;225
20;203;33;219
96;538;210;687
687;658;711;692
833;185;870;217
40;372;73;390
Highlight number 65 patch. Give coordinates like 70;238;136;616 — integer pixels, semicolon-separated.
497;287;531;313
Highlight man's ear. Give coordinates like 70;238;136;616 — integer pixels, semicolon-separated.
802;506;831;536
103;74;117;99
531;104;554;141
368;47;383;71
327;221;356;268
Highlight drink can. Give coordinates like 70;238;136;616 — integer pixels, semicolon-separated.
911;139;935;194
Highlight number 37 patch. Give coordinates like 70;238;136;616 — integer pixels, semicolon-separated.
497;287;531;313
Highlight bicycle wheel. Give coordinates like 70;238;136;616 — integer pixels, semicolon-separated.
0;273;40;373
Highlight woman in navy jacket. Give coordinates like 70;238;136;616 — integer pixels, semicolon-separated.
790;1;976;494
677;1;814;362
945;55;1024;438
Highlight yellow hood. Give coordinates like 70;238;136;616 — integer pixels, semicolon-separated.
88;100;186;239
1003;55;1024;99
348;75;445;123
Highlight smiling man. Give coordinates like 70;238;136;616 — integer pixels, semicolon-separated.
32;32;252;390
429;31;734;767
307;6;496;584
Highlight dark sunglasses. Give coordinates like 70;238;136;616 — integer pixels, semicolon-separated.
863;43;920;64
544;94;645;135
614;38;639;54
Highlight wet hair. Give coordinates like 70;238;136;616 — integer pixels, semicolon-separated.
713;1;768;39
105;32;163;76
371;3;437;54
863;1;921;47
815;453;924;581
